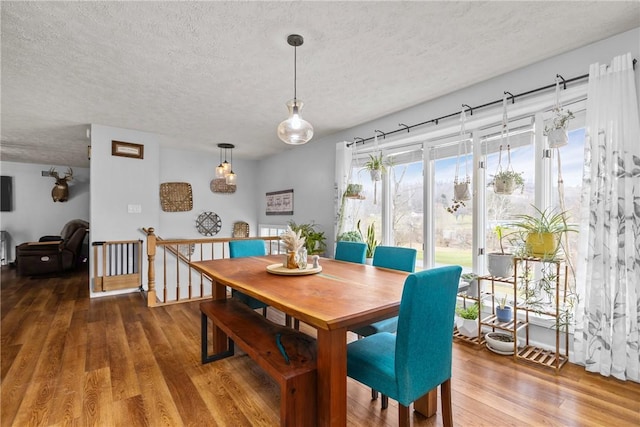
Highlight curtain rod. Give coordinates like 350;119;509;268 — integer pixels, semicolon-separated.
348;58;637;147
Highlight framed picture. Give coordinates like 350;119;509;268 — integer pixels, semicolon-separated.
112;140;144;159
266;189;293;215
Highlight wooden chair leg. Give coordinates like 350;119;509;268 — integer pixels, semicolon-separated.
398;403;410;427
371;389;378;400
285;314;292;327
441;379;453;427
262;307;267;317
381;394;389;410
294;319;300;330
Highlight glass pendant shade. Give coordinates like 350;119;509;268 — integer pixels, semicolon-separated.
226;171;237;185
221;160;231;175
215;164;225;178
277;99;314;145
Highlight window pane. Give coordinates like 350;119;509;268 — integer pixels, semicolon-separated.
390;161;423;269
339;165;381;251
434;153;473;270
485;130;536;256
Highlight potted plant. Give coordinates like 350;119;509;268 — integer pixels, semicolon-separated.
344;183;365;199
509;206;576;259
364;152;387;181
491;169;525;195
487;225;513;278
364;152;387;204
455;303;480;338
495;294;513;323
460;272;479;298
287;221;327;256
336;230;363;242
544;108;574;148
357;220;378;264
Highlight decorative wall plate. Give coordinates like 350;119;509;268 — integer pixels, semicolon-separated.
196;212;222;236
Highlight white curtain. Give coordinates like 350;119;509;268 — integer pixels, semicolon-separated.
574;53;640;382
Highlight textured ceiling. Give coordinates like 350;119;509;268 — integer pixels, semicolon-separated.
2;1;639;168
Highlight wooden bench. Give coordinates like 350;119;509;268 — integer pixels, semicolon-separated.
200;299;317;427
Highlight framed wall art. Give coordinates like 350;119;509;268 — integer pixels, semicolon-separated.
266;189;293;215
112;140;144;159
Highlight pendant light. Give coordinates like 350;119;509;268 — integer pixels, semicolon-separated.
225;145;236;185
277;34;314;145
215;143;236;184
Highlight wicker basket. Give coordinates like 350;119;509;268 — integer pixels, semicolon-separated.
160;182;193;212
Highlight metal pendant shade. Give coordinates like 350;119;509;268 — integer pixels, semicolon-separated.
278;34;313;145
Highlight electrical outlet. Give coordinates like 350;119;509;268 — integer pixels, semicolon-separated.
127;204;142;214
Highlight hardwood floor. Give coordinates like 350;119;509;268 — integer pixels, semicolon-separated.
1;266;638;426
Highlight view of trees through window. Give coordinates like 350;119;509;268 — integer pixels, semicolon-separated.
336;108;585;283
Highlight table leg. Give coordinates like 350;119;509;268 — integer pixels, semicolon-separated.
414;388;437;417
211;280;229;353
316;327;347;427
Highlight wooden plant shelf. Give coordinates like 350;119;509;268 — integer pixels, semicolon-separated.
517;345;568;371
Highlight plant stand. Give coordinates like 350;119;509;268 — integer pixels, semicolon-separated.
456;257;570;373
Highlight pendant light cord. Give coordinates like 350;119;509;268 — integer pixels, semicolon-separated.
293;44;297;101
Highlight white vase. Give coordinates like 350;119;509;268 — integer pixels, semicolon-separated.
456;317;479;338
487;253;513;278
370;169;382;181
454;182;471;201
547;128;568;148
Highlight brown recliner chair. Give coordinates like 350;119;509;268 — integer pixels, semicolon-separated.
16;219;89;276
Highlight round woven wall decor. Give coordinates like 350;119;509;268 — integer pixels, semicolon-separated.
196;212;222;236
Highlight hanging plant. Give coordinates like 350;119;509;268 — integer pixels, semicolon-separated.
364;152;386;181
490;96;524;195
543;76;575;148
344;183;365;199
363;151;388;204
447;107;472;214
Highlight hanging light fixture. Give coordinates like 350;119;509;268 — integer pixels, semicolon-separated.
277;34;313;145
225;146;236;185
215;143;236;184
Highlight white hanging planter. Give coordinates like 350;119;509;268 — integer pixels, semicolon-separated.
547;127;569;148
369;169;382;182
454;181;471;201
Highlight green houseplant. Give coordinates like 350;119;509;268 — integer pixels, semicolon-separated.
363;152;387;181
455;303;480;338
487;225;513;278
509;206;576;259
336;230;363;242
287;221;327;256
363;152;388;204
357;220;378;262
491;169;525;195
544;108;574;148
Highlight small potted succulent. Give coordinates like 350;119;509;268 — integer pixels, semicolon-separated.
455;303;480;338
495;294;513;323
344;183;365;199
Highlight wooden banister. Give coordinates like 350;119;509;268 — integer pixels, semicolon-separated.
141;227;282;307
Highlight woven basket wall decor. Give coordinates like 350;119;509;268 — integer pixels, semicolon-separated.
210;178;236;194
232;221;250;238
160;182;193;212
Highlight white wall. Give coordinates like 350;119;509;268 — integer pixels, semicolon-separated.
0;161;90;262
89;124;160;297
257;27;640;254
159;148;259;239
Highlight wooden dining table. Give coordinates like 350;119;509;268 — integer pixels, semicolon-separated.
190;255;437;427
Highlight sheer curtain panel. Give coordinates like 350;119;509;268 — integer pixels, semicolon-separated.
574;53;640;382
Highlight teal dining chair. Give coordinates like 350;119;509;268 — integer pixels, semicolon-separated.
334;241;367;264
228;239;269;316
347;265;462;427
351;245;417;337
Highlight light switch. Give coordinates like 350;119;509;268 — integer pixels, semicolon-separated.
127;204;142;214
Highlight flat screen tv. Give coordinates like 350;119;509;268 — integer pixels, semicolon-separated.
1;176;13;212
